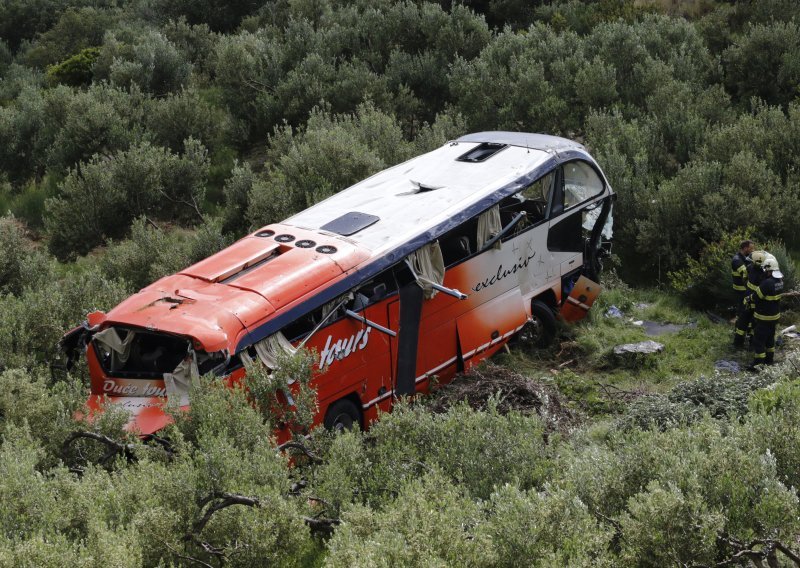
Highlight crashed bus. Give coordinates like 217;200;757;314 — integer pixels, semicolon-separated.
62;131;614;437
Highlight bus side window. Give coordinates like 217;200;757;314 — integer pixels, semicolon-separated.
349;268;399;311
281;308;324;342
498;170;558;239
562;161;604;210
439;218;478;267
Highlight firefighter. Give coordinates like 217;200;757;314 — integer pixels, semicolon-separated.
750;256;783;368
734;250;767;348
731;240;754;347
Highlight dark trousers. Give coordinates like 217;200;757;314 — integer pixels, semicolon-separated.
734;291;752;344
752;320;777;364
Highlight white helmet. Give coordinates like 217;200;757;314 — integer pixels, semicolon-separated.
763;257;783;279
750;250;767;266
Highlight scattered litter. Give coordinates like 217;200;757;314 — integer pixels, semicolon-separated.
714;359;740;373
635;302;652;310
613;340;665;356
784;332;800;341
780;325;797;335
605;305;623;318
631;320;644;326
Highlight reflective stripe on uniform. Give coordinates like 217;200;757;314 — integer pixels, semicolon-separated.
735;328;746;336
767;347;775;353
747;281;759;291
732;284;746;291
754;312;780;321
764;294;781;301
754;352;766;359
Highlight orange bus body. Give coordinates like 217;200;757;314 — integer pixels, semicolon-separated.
65;132;614;438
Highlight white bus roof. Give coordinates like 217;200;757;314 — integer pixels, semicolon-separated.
285;132;587;254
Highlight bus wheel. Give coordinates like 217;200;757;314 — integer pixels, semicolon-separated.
520;300;557;349
324;399;362;432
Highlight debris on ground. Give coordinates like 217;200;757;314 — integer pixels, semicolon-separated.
605;305;624;318
427;363;581;434
634;302;652;310
714;359;741;373
613;340;665;357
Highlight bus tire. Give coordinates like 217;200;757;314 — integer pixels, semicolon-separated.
324;398;362;432
521;300;557;349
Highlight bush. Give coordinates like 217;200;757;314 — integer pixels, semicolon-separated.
99;216;231;290
248;104;405;227
145;88;230;153
324;471;492;568
723;21;800;107
669;229;796;310
46;47;100;87
94;28;192;95
21;7;115;69
45;140;210;260
0;266;129;369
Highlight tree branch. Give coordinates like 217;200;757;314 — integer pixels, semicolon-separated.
276;440;323;464
62;431;137;465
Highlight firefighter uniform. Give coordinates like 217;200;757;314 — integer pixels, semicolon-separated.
735;260;766;345
751;271;783;366
731;251;751;347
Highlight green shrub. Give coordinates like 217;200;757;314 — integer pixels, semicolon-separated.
46;47;100;87
94;28;192;96
46;140;210;260
0;266;129;369
324;471;492;568
619;480;723;566
669;228;796;310
479;484;614;567
99;216;230;290
723;21;800;107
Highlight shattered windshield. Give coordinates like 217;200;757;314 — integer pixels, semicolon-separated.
93;327;191;378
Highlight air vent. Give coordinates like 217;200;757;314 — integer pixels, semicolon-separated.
457;142;507;163
296;239;316;248
320;211;379;236
275;234;295;243
255;229;275;238
316;245;337;254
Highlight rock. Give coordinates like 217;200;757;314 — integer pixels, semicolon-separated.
613;340;665;356
605;305;623;318
612;340;664;369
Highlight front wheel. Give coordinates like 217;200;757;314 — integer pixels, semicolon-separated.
517;300;557;349
323;398;362;432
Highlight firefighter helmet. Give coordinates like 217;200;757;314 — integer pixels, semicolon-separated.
750;250;767;266
763;257;783;278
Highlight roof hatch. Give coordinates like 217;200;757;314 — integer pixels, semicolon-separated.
320;211;380;236
457;142;507;163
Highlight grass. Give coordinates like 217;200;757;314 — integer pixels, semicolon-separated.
496;284;797;417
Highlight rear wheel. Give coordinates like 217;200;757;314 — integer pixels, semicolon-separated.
323;398;362;432
518;299;557;349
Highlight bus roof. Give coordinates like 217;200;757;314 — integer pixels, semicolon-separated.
285;132;584;255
